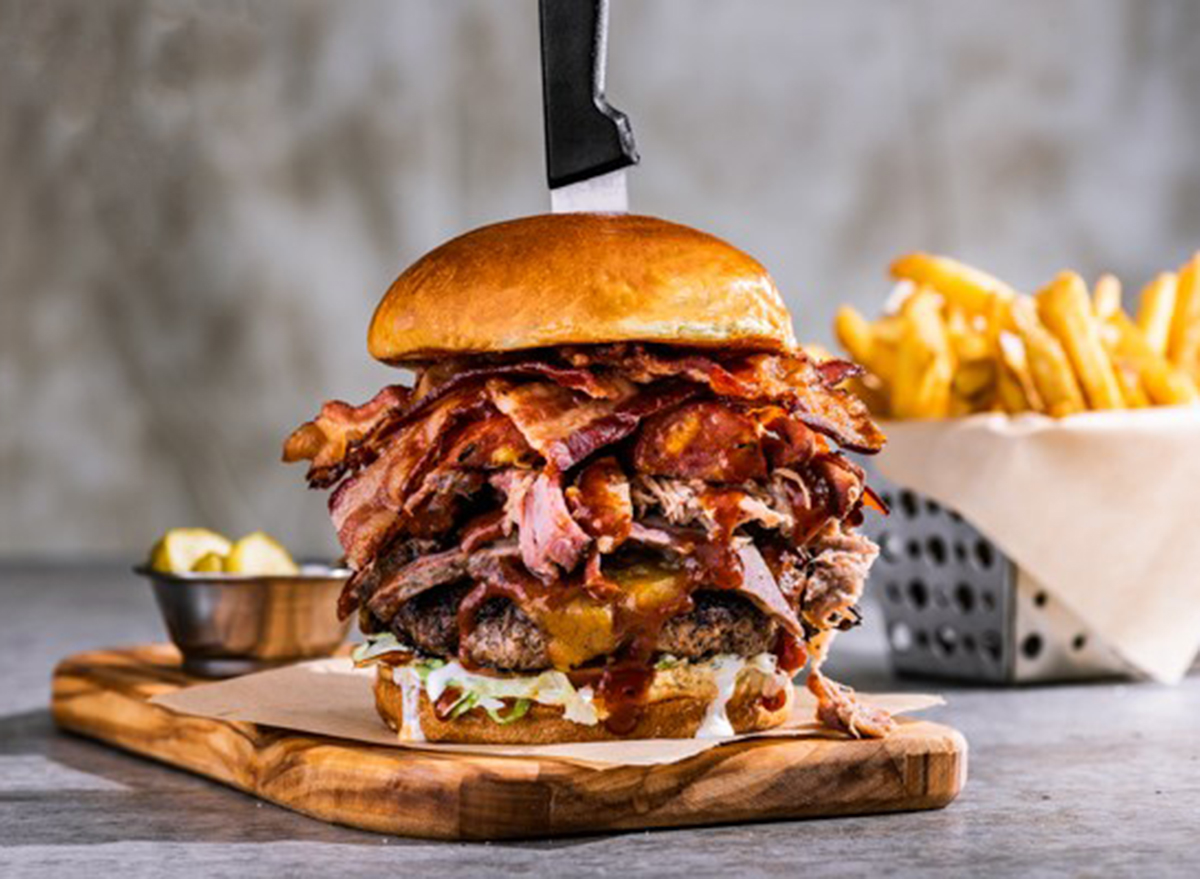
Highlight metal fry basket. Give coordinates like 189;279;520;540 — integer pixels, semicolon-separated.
861;467;1133;683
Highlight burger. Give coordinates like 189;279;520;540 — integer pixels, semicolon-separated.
283;213;891;743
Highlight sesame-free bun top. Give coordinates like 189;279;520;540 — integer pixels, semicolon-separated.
367;213;797;363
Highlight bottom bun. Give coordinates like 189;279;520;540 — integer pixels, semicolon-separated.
373;661;794;744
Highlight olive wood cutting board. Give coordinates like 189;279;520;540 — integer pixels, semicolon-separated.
51;645;967;840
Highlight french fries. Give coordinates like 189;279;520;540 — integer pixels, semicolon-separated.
1011;297;1087;417
996;332;1041;414
1037;272;1126;409
890;253;1015;315
1106;311;1200;407
835;251;1200;419
891;288;954;419
1092;274;1122;320
1168;253;1200;381
1136;272;1177;356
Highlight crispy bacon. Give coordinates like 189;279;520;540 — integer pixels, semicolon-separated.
748;405;819;469
286;362;611;489
490;378;697;471
395;414;537;541
488;380;632;461
413;359;628;409
814;358;864;388
401;470;486;539
439;414;537;469
563;343;755;395
723;354;885;453
565;457;633;552
329;390;490;568
633;401;766;482
563;344;883;452
282;385;411;487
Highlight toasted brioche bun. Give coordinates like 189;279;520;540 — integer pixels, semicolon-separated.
367;213;797;364
373;661;794;744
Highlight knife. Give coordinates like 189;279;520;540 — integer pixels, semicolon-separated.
539;0;639;213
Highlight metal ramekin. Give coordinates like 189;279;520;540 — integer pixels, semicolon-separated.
135;564;353;678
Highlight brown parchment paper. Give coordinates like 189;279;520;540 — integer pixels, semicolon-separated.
151;658;943;766
878;407;1200;684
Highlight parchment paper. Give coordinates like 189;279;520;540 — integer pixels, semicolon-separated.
152;658;943;766
878;407;1200;684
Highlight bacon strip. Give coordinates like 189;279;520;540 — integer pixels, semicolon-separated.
414;360;628;409
329;390;489;568
815;358;864;388
566;457;633;553
282;385;411;487
487;380;631;461
633;401;767;482
565;345;884;453
284;361;617;489
725;354;885;453
490;379;697;471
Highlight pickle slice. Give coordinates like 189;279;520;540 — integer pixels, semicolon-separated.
225;531;299;576
190;551;226;573
148;528;232;575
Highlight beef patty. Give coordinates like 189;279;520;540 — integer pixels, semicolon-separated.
388;584;777;671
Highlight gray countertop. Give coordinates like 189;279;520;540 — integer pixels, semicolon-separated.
2;564;1198;877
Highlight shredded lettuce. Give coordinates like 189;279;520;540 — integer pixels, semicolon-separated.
351;632;412;665
488;698;531;725
435;689;532;725
446;691;479;719
423;661;599;726
413;658;446;682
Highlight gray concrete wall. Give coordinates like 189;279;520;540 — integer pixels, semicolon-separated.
2;0;1199;558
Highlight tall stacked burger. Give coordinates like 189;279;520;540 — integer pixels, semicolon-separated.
284;214;891;743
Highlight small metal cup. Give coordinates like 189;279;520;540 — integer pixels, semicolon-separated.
136;564;353;678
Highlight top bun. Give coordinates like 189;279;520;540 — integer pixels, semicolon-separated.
367;213;797;363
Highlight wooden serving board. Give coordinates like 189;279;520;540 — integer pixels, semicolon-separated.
51;645;967;840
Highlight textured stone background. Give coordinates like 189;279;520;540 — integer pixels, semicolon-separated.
2;0;1199;558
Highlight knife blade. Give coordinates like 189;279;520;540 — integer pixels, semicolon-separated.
539;0;638;213
549;167;628;214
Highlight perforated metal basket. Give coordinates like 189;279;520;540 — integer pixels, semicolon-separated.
861;466;1133;683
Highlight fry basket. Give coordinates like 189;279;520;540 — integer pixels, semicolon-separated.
861;466;1133;684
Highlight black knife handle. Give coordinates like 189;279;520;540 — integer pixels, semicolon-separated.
539;0;638;189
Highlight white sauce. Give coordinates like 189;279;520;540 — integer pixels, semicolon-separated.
694;653;781;739
397;667;425;742
566;686;596;725
695;656;744;738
